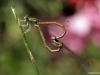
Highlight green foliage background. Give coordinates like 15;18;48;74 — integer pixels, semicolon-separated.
0;0;100;75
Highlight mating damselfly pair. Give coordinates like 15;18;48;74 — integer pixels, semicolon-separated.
20;15;92;71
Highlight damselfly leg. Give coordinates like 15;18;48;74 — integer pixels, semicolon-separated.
20;15;37;33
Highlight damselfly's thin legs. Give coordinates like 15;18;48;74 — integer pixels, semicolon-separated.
20;15;35;33
34;24;63;52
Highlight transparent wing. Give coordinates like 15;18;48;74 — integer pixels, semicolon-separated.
63;45;92;71
38;20;92;71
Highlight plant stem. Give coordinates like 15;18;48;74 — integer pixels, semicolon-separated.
11;7;40;75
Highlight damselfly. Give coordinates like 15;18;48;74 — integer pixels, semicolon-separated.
20;15;92;71
20;15;66;52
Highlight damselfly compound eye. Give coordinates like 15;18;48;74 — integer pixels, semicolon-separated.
29;18;37;23
24;15;29;20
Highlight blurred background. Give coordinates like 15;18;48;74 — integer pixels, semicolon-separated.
0;0;100;75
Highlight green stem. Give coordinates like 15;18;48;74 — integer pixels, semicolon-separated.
11;7;40;75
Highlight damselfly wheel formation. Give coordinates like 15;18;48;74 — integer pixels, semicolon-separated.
20;15;92;71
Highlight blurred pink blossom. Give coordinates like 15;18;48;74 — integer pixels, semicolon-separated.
46;0;100;54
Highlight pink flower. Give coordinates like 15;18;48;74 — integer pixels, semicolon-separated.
46;0;100;54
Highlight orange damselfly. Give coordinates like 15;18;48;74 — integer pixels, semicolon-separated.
20;15;92;71
20;15;66;52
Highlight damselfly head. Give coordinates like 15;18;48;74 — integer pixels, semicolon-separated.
24;15;38;24
29;18;37;23
24;15;29;20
